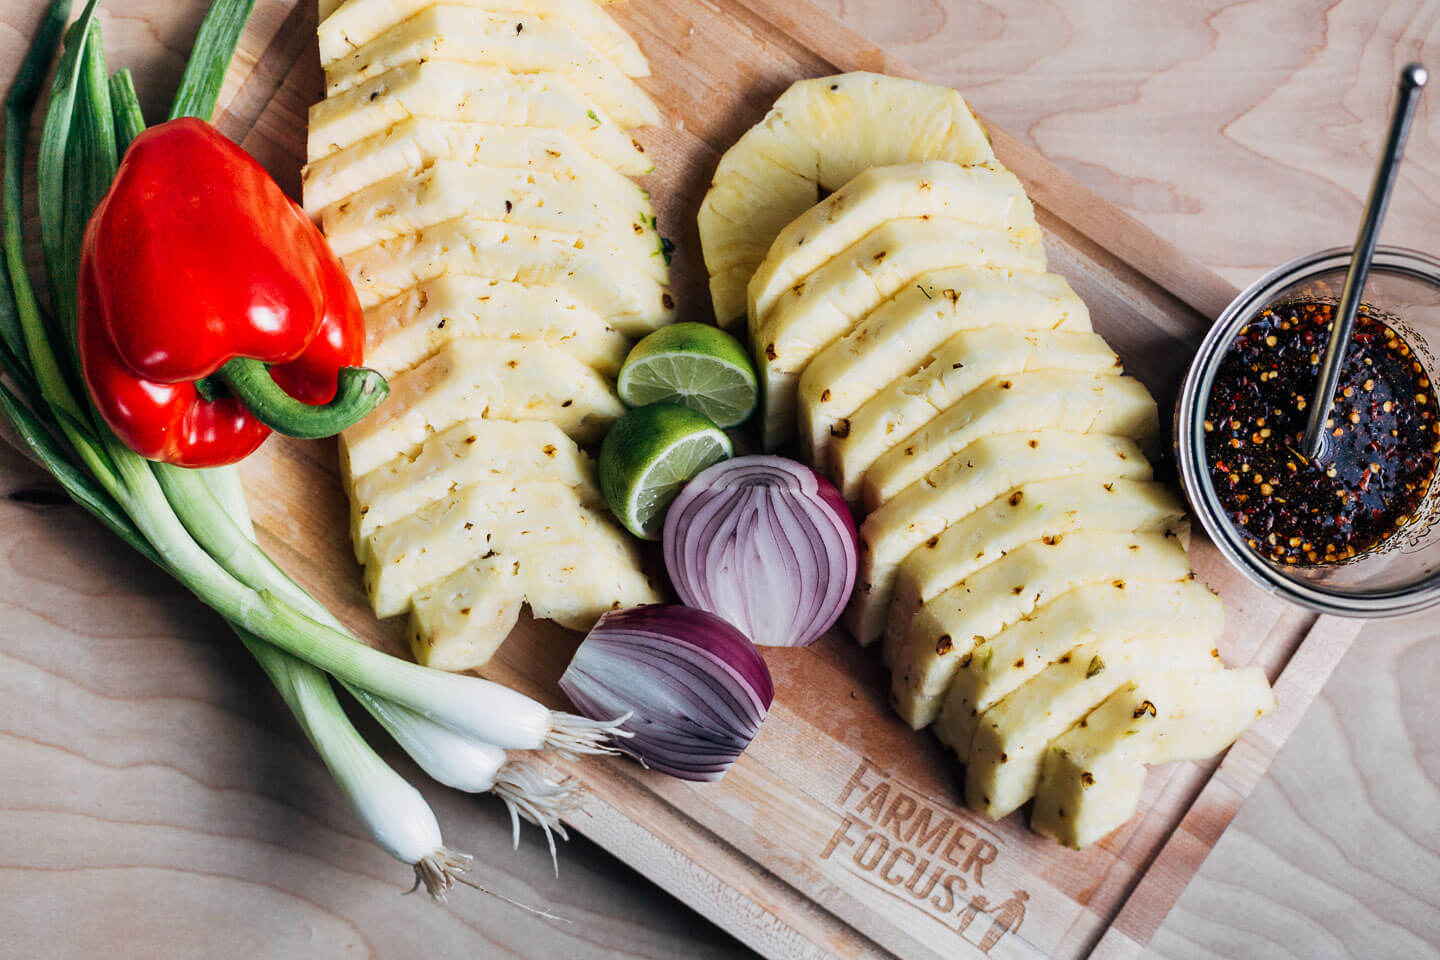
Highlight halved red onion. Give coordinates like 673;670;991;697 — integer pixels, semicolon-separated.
663;455;858;647
559;604;774;781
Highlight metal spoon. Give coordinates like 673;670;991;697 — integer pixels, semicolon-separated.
1300;62;1428;460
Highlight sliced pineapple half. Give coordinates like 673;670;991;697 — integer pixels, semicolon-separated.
935;577;1223;762
747;161;1037;326
698;72;995;327
302;117;653;215
890;528;1192;730
318;0;649;79
753;217;1045;450
324;7;660;128
320;160;664;272
307;60;650;174
363;276;630;382
847;431;1153;645
798;269;1086;475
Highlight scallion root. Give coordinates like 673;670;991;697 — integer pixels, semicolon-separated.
493;763;586;874
408;846;474;902
544;711;633;759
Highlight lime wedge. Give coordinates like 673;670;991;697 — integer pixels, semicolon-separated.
617;322;758;428
599;403;733;539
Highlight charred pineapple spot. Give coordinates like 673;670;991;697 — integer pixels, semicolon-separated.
1042;534;1062;545
1133;700;1158;719
561;399;573;407
459;607;471;616
873;250;888;263
999;752;1009;763
925;535;939;548
1028;439;1039;448
632;139;646;153
765;343;778;361
436;318;447;329
1008;492;1024;506
999;380;1013;389
504;200;513;214
1058;652;1072;664
1113;579;1126;589
904;446;914;456
507;359;518;368
633;221;643;234
830;418;851;438
661;292;674;310
1103;482;1115;492
463;522;474;531
1086;656;1105;678
542;444;557;457
820;388;831;402
1014;658;1025;668
936;634;953;655
942;289;959;303
1011;585;1024;595
957;651;973;668
1081;772;1095;787
1210;648;1220;658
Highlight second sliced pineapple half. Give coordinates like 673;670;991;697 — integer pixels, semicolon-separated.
309;0;668;671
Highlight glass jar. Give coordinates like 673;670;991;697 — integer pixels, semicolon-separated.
1175;246;1440;616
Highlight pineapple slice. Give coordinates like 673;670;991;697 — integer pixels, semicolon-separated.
341;215;674;332
847;431;1153;645
363;276;630;381
348;417;597;556
832;328;1119;505
339;338;623;481
891;529;1193;729
409;539;661;671
698;72;995;326
798;269;1087;472
1030;667;1274;849
363;478;619;616
324;7;660;128
882;476;1187;676
317;0;649;79
306;60;649;174
747;161;1038;327
938;578;1222;760
963;633;1224;820
301;117;652;215
864;372;1160;508
320;160;663;273
753;218;1046;450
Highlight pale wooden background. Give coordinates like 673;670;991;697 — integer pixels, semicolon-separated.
1;0;1438;957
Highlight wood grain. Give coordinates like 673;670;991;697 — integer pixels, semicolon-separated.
0;0;1436;958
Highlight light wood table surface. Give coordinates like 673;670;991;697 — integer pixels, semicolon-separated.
1;1;1438;958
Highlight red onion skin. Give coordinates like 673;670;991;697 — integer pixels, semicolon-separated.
662;456;858;648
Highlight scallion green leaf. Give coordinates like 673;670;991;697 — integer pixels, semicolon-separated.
109;68;145;152
169;0;258;123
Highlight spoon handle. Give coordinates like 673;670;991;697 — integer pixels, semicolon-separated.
1300;63;1428;460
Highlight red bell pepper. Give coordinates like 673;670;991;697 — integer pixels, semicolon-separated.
77;117;384;468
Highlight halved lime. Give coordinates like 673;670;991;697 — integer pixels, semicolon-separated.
599;403;733;539
617;322;758;428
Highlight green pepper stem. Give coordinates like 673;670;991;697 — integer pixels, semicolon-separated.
218;357;387;439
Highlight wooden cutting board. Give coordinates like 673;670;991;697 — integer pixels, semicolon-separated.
178;0;1363;956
